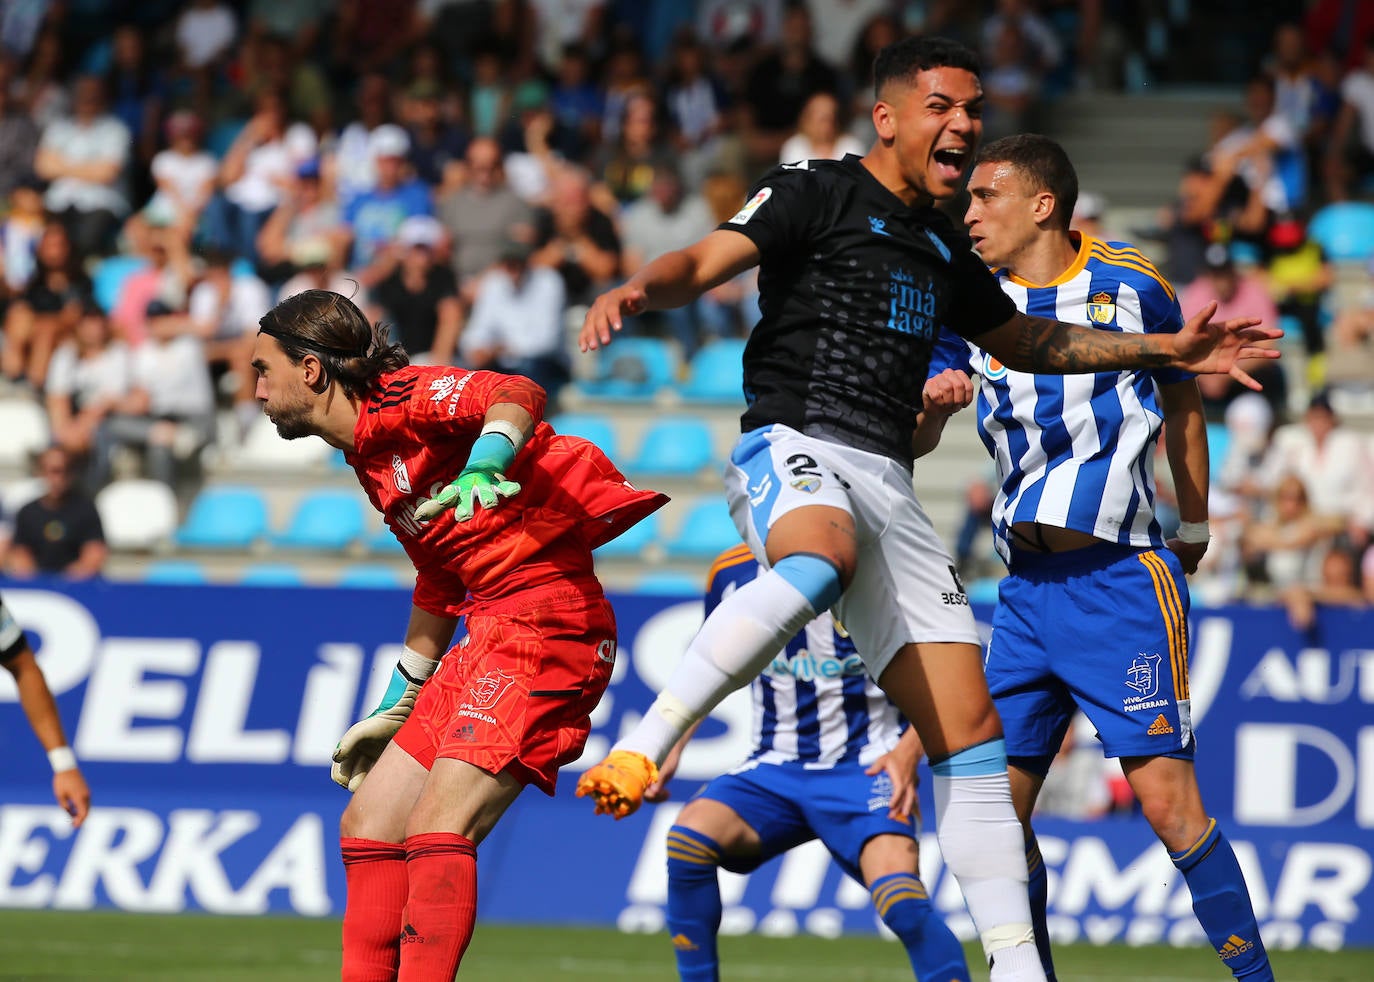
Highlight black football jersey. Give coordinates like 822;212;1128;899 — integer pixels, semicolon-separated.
720;155;1015;465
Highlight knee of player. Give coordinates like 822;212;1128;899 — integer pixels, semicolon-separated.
666;823;727;880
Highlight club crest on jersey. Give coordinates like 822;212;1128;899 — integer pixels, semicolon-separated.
467;670;517;710
728;187;772;225
1087;290;1116;324
391;454;412;494
791;476;821;493
982;353;1008;381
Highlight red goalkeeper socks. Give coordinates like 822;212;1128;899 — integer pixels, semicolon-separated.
398;831;479;981
341;837;408;982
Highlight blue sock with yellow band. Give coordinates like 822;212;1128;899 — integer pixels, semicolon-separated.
666;826;724;982
1170;819;1272;980
870;872;970;981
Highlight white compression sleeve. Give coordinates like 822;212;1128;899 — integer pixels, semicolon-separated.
614;567;819;765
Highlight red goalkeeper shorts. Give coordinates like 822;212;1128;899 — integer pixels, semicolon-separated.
393;578;617;795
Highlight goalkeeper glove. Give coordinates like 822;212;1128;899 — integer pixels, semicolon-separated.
331;647;439;792
414;431;521;522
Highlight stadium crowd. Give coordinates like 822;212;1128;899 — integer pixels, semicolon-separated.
0;0;1370;624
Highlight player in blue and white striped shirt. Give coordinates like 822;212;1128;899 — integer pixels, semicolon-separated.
651;545;969;982
927;134;1273;982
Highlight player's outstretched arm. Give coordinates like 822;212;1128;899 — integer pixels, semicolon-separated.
975;303;1281;388
332;607;458;792
1160;379;1212;574
579;230;760;351
4;648;90;827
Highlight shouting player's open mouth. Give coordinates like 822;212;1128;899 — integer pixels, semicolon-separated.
932;146;969;184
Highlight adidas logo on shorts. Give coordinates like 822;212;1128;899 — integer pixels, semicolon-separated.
1147;714;1175;736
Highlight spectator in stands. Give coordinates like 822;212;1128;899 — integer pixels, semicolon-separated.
846;12;901;142
1213;75;1305;214
329;0;426;78
981;20;1041;142
530;165;619;307
16;30;69;130
549;43;603;164
0;59;40;200
187;249;274;435
1154;158;1223;287
1281;543;1368;633
236;33;335;139
335;73;397;206
372;216;462;365
402;80;469;192
1325;36;1374;201
105;24;167;205
1071;191;1110;240
255;157;348;287
246;0;330;60
1305;0;1374;73
175;0;238;84
207;89;316;263
1326;265;1374;391
981;0;1062;77
110;231;195;347
596;92;673;207
805;0;892;74
530;0;605;75
1;222;91;389
1180;242;1285;419
123;111;216;257
91;302;217;490
696;0;783;53
35;75;130;257
7;446;107;580
778;90;864;164
0;176;47;308
695;170;760;336
1214;392;1275;513
439;136;535;298
743;4;838;164
459;237;568;398
1260;390;1369;527
620;163;718;357
1267;23;1334;183
277;240;364;304
344;124;433;283
44;303;132;459
1241;473;1344;599
1264;215;1332;361
664;33;727;186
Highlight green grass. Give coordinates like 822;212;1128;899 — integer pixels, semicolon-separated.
0;911;1367;980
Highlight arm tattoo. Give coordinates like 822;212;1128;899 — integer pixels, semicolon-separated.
1013;315;1173;373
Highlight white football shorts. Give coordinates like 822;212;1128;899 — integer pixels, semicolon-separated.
722;424;979;679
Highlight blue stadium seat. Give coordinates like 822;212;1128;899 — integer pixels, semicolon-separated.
593;511;660;559
676;339;747;403
143;560;209;585
368;527;408;554
548;412;618;456
1308;203;1374;263
577;338;679;400
93;255;150;313
1206;422;1231;483
337;564;409;588
664;499;742;560
628;418;715;477
239;563;306;586
635;570;704;596
175;486;269;550
274;489;367;550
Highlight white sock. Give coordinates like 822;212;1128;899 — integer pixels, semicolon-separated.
933;770;1045;982
614;567;818;765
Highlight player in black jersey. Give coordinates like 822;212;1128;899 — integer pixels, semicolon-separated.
575;36;1279;982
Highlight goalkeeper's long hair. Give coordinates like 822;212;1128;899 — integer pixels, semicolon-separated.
258;289;409;398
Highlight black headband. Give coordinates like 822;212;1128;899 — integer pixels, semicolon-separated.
259;324;368;358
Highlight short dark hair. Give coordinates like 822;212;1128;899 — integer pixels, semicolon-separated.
872;36;981;101
258;290;408;398
975;133;1079;231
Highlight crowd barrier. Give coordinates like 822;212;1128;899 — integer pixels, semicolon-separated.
0;580;1369;950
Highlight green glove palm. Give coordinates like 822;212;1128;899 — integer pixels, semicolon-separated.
415;465;521;522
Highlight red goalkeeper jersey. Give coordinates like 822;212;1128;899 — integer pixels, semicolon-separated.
346;365;667;614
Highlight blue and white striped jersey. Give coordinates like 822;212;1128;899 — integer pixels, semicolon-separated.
705;545;904;768
930;234;1188;563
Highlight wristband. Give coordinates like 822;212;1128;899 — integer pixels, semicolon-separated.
480;418;527;455
48;746;78;774
397;644;440;685
1176;520;1211;544
465;432;517;473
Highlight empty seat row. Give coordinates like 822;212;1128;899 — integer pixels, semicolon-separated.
175;486;389;552
551;413;723;478
575;337;746;403
141;560;413;588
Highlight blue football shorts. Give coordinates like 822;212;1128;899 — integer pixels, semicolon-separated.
692;758;916;882
985;542;1196;776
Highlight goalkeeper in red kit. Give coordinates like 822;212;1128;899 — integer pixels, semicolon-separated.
252;290;667;981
